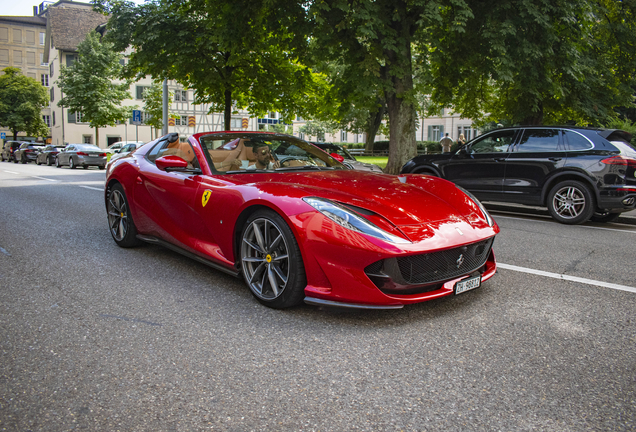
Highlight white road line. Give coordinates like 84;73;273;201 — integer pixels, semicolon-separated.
79;185;104;191
30;176;58;182
493;214;636;233
498;262;636;294
4;170;19;174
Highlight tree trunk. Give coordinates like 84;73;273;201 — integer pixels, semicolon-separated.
383;45;417;174
12;129;18;141
224;88;231;131
95;127;100;148
365;101;386;152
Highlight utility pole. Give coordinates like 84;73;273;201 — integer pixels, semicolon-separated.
162;79;168;136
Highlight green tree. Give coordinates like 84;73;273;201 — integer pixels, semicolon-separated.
99;0;329;131
298;120;338;142
427;0;636;127
142;81;174;139
0;67;49;141
57;30;132;147
308;0;471;174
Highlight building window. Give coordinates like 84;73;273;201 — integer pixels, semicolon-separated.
298;132;304;140
12;29;21;43
52;111;55;126
50;62;54;77
27;52;36;65
174;90;187;102
26;30;35;45
83;135;92;144
13;50;22;64
230;118;242;129
0;27;7;42
40;53;47;66
174;115;189;126
428;125;443;141
136;85;149;100
66;55;76;67
40;32;45;45
340;131;347;142
42;115;50;127
0;49;8;63
49;87;54;102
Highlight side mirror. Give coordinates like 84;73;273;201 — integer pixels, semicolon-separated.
156;155;189;171
330;152;345;163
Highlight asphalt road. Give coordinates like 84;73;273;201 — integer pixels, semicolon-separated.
1;162;635;431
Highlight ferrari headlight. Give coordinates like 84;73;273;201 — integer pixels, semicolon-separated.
303;197;410;244
456;186;494;226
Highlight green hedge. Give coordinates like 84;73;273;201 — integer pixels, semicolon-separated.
335;140;445;153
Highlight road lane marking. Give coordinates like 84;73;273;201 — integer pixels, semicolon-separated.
4;170;19;174
498;262;636;294
79;185;104;191
3;170;59;182
493;214;636;233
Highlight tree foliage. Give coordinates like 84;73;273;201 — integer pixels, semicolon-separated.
98;0;330;131
142;81;173;138
427;0;636;127
308;0;472;173
0;67;49;141
57;30;132;146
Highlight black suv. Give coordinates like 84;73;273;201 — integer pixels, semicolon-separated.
14;142;45;164
401;127;636;224
1;141;27;163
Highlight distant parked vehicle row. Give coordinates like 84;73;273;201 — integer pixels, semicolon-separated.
0;141;147;170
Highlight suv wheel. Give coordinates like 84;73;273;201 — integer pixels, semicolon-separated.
547;180;595;225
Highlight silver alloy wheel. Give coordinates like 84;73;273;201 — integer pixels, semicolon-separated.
552;185;586;219
107;189;129;242
69;157;75;169
241;217;290;300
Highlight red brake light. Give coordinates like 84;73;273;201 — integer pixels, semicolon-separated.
601;155;636;168
99;153;107;157
76;152;88;156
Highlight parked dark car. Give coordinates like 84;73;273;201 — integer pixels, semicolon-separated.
310;142;383;172
36;145;66;166
401;126;636;224
56;144;107;169
14;142;46;164
1;141;27;162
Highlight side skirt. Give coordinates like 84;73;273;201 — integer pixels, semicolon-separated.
136;234;241;278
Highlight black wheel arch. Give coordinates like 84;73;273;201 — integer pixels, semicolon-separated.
541;171;598;207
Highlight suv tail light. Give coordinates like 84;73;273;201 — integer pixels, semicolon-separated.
601;155;636;168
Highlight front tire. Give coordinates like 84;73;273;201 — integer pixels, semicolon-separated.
240;210;306;308
55;157;61;168
106;183;141;248
547;180;595;225
69;158;76;169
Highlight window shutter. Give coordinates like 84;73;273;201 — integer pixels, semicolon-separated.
427;126;432;141
68;111;76;123
440;125;445;137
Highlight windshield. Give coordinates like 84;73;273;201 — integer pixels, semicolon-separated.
197;133;346;174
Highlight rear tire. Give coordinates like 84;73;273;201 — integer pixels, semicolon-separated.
69;158;76;169
47;157;53;166
240;209;306;309
547;180;595;225
106;183;141;248
55;157;61;168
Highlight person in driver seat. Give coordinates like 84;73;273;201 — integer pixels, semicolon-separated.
246;143;280;170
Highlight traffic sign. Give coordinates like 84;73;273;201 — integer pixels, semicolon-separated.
0;133;5;139
132;110;142;125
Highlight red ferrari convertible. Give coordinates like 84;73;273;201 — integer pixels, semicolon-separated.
105;132;499;309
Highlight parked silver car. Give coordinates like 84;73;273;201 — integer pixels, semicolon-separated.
109;142;145;162
56;144;107;169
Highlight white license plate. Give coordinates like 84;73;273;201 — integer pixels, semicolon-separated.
455;275;481;295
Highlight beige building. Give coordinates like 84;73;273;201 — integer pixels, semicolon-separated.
0;10;50;141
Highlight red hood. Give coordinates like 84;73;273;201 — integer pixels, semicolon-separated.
230;170;483;227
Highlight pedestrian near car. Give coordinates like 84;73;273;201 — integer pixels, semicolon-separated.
457;133;466;147
440;133;454;153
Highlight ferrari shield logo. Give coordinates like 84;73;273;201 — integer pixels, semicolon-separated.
201;190;212;207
